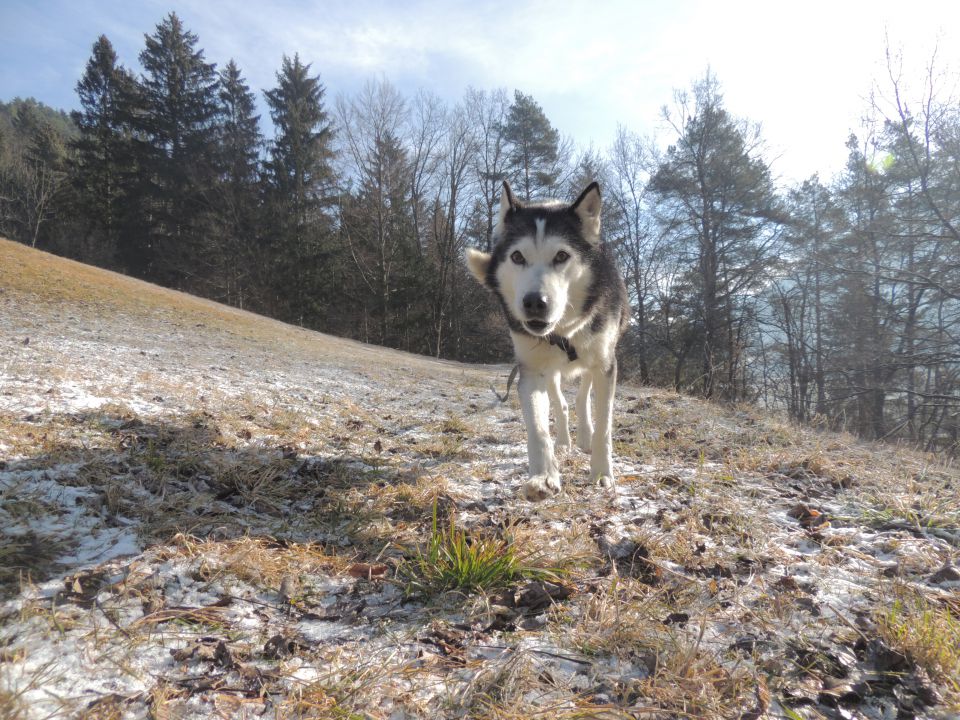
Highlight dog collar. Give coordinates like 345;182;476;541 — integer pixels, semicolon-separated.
548;334;577;362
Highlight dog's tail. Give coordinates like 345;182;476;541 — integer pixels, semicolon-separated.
491;364;520;403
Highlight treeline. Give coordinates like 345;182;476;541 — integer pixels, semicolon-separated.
1;13;958;452
0;14;535;361
610;73;960;451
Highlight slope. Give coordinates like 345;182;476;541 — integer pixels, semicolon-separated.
0;238;958;719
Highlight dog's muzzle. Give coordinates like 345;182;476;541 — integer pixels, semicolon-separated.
522;292;548;317
522;292;551;333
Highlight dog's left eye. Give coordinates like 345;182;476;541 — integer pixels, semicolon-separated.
510;251;525;265
554;251;570;264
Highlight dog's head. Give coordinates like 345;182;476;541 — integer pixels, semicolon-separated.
465;181;602;337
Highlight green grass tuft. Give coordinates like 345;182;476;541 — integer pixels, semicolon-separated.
400;503;551;597
877;591;960;690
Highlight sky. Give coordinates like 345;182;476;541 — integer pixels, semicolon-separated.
1;0;958;184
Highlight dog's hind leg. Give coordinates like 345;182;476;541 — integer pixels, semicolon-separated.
547;371;571;453
576;374;593;453
590;360;617;489
518;367;561;501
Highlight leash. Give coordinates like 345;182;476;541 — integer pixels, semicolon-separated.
491;364;520;402
491;334;577;403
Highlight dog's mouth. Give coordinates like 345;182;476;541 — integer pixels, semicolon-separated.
524;320;551;335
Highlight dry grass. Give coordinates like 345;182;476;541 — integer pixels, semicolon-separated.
566;578;665;659
5;238;960;718
0;533;67;591
0;656;62;720
505;517;602;575
0;690;30;720
0;237;285;342
276;684;366;720
563;578;755;717
877;586;960;692
0;237;486;377
445;650;538;718
161;534;343;589
860;472;960;531
416;434;476;461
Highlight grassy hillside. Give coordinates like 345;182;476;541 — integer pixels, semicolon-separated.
0;238;958;719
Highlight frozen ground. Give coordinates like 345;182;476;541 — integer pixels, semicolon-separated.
0;239;958;719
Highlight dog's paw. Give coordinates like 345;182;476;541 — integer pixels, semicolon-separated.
556;436;572;455
521;474;562;501
577;434;592;454
594;474;616;490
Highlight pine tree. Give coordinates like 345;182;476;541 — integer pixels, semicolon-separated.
212;59;262;307
134;12;220;285
829;135;900;439
262;53;336;324
501;91;560;201
218;61;261;189
70;35;135;264
649;73;783;400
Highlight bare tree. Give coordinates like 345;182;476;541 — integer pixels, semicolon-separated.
427;104;477;357
336;80;413;345
406;90;446;256
880;41;960;244
463;87;510;251
0;127;66;248
606;126;662;382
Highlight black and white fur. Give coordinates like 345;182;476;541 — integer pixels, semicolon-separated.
466;181;629;501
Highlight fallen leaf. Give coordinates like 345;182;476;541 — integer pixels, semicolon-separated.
347;563;388;579
514;581;572;612
740;676;770;720
774;576;800;592
264;634;291;659
787;503;830;530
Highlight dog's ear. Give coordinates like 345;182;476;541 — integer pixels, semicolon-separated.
465;247;492;286
496;180;519;228
571;181;602;244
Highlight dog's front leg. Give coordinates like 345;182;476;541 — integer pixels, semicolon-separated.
518;367;561;501
576;374;593;453
547;372;571;453
590;360;617;489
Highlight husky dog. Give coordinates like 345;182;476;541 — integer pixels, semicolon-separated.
466;181;629;501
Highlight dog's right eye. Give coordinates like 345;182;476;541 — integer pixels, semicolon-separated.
510;251;525;265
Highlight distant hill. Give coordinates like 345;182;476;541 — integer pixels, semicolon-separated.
0;96;77;143
0;238;957;719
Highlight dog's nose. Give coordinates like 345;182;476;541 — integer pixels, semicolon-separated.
522;292;548;318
